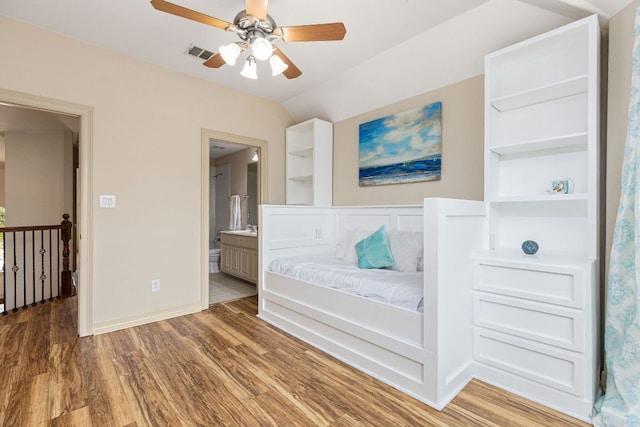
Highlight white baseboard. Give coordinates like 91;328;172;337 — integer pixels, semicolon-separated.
92;303;202;335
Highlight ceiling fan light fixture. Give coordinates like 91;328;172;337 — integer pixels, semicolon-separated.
252;37;273;61
219;42;242;65
269;54;288;76
240;56;258;79
152;0;347;80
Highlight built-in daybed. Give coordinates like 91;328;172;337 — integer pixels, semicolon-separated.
258;198;487;409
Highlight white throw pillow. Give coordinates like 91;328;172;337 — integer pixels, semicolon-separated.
335;229;354;259
336;229;375;263
387;230;424;272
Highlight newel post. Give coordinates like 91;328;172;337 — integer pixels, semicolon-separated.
61;213;73;296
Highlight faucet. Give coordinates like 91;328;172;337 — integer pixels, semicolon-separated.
246;211;255;232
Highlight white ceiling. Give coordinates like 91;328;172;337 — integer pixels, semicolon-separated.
0;0;492;103
209;139;247;160
0;0;634;127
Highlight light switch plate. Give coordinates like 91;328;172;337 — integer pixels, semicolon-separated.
99;195;116;208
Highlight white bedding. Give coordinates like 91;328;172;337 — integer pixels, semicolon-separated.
267;255;424;312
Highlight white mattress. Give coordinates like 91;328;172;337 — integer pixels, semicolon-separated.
267;255;424;312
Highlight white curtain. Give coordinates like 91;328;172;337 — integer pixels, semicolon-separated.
594;8;640;426
229;195;241;231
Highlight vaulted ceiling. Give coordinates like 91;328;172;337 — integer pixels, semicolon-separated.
0;0;634;125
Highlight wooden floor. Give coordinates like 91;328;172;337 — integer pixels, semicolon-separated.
0;296;590;427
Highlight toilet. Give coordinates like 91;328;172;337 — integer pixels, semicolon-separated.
209;248;221;273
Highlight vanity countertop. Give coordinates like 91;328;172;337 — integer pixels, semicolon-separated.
220;230;257;238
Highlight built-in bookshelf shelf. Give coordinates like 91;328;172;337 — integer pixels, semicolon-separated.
288;147;313;157
490;75;588;112
490;132;588;156
489;192;589;203
475;248;592;267
286;118;333;206
288;175;313;182
477;15;600;421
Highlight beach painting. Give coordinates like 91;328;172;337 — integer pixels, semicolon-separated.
359;102;442;186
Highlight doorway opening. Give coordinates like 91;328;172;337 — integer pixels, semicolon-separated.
0;88;93;336
200;129;267;308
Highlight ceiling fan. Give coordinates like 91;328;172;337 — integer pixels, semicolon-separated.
150;0;347;79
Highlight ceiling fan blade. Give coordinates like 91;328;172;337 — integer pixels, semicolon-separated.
202;53;226;68
245;0;269;20
150;0;230;30
277;23;346;42
273;47;302;79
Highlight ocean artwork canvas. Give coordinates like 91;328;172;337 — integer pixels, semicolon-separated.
359;102;442;186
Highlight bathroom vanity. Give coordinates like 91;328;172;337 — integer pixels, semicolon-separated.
220;231;258;284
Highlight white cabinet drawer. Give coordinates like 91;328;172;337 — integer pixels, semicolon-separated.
473;258;584;308
475;328;584;397
474;293;583;351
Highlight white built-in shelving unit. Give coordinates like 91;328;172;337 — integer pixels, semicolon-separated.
473;15;600;422
285;118;333;206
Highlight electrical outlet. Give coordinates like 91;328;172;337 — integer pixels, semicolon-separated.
151;279;160;292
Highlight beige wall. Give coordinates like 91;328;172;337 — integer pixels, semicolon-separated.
607;4;639;279
333;76;484;206
4;130;73;226
0;16;292;328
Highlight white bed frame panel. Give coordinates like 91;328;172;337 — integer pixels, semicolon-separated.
259;198;488;409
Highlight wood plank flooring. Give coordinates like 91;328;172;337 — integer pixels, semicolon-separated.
0;296;590;426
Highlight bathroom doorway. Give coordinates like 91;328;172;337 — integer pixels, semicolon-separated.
201;129;267;307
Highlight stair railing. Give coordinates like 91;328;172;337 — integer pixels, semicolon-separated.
1;214;72;315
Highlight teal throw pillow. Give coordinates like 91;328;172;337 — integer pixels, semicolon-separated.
355;225;394;269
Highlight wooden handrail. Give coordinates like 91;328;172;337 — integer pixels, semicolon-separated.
1;224;65;233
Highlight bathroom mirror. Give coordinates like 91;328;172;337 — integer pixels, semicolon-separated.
247;162;258;227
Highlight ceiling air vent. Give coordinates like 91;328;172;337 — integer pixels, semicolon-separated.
185;44;214;60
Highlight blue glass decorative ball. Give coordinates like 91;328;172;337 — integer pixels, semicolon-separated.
521;240;539;255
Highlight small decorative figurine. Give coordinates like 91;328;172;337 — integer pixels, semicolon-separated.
549;178;575;194
521;240;539;255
